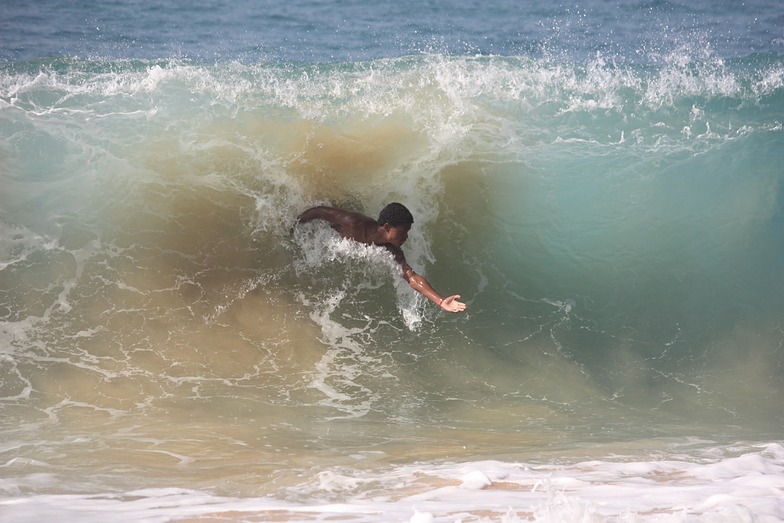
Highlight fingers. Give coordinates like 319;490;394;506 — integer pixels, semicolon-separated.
442;295;467;313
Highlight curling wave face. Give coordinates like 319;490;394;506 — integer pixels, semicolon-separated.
1;49;783;520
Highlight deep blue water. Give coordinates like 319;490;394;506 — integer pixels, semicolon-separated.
2;0;782;64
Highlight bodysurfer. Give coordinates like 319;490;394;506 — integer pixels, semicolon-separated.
295;203;467;313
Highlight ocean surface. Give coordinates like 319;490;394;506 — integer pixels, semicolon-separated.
1;1;783;521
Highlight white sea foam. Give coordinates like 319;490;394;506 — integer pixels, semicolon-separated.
1;443;782;522
0;223;58;272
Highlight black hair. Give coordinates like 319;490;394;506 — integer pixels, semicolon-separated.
377;202;414;227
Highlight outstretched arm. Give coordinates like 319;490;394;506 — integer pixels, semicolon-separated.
396;256;466;313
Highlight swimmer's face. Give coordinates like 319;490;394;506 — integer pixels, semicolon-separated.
384;224;410;246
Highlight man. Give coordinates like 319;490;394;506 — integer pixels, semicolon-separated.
295;203;467;313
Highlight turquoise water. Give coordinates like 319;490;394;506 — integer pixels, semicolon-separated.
1;1;783;521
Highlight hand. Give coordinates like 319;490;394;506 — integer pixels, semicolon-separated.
440;295;466;313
